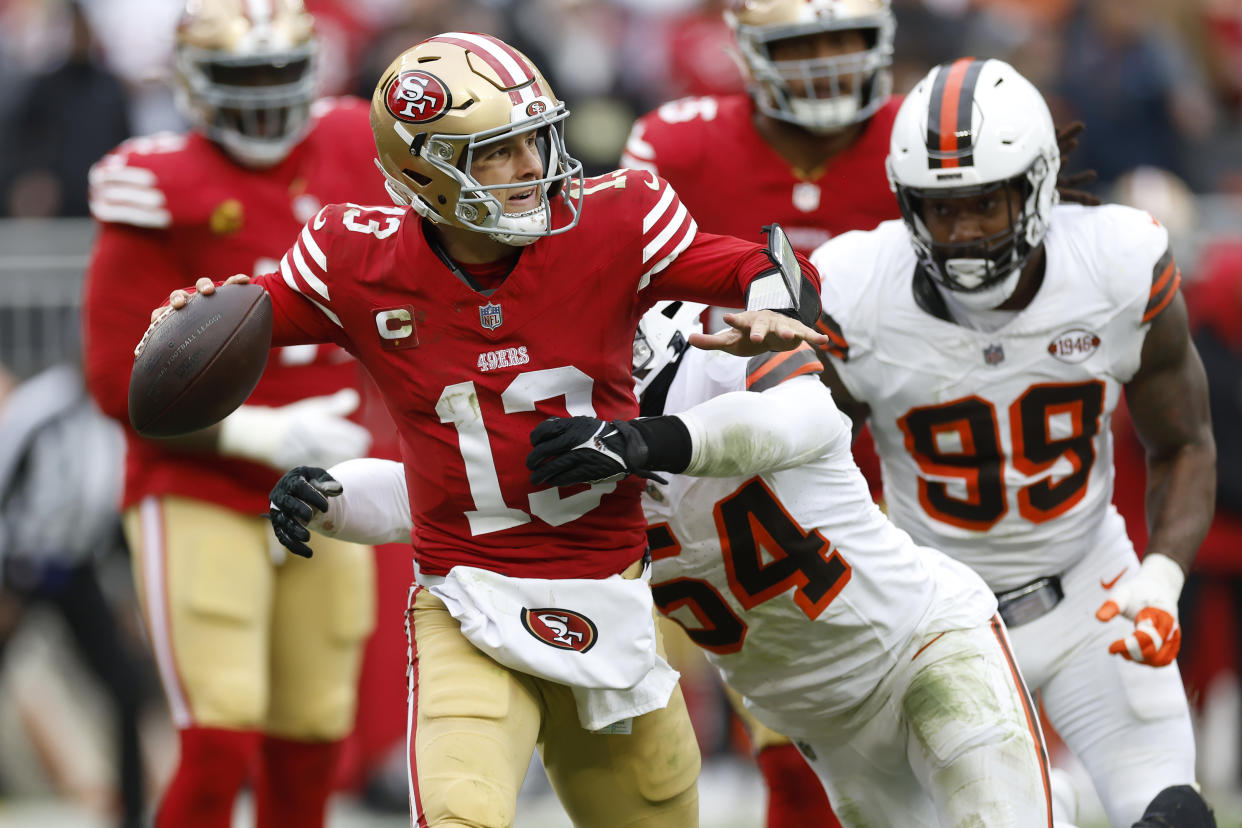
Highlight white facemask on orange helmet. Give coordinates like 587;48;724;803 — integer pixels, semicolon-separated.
726;0;894;135
370;32;585;247
174;0;318;168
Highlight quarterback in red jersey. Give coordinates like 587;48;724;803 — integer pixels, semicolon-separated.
622;2;899;822
83;3;384;827
157;30;828;828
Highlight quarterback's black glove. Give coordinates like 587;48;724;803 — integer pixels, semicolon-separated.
269;466;341;558
527;416;666;487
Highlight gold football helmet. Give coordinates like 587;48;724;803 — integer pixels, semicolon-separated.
174;0;318;167
726;0;894;134
370;32;584;246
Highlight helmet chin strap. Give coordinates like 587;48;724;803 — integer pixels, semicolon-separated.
942;259;1023;312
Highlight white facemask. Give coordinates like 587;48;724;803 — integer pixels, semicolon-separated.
487;201;549;246
941;258;1022;312
788;94;860;134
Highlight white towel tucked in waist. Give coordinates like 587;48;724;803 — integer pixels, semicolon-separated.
427;564;679;730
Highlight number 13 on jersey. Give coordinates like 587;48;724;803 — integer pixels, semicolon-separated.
436;365;616;535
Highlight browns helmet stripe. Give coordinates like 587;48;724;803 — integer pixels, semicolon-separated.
1143;247;1181;324
427;32;545;105
926;58;986;169
814;311;850;361
746;343;822;393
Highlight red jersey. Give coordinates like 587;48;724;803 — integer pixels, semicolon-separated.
253;169;816;580
621;93;902;254
84;97;391;514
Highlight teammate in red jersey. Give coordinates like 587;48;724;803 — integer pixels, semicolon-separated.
622;0;899;255
82;3;385;827
151;30;828;828
621;2;899;822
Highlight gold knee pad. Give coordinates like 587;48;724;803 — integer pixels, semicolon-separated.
541;613;701;827
125;497;274;728
411;589;539;828
266;535;376;740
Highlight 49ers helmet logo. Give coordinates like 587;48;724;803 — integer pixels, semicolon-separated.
385;70;451;124
521;607;598;653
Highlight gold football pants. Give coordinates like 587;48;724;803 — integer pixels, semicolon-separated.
125;495;375;739
406;585;701;827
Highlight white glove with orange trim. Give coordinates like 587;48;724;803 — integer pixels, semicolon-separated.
1094;552;1185;667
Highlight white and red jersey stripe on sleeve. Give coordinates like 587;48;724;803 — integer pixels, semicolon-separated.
279;208;342;328
639;178;697;289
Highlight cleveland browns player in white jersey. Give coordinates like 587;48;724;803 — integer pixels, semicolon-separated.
265;298;1063;827
812;58;1217;827
148;31;830;828
621;4;901;818
83;3;384;827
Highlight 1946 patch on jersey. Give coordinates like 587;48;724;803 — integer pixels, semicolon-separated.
1048;329;1101;363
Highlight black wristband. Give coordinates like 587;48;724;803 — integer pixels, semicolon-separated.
629;415;692;474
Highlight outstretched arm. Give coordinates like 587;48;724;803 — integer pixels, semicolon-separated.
526;374;846;487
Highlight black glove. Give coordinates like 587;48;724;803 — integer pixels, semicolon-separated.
527;416;666;487
268;466;341;558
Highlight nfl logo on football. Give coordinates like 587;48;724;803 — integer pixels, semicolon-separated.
479;302;503;331
983;344;1005;365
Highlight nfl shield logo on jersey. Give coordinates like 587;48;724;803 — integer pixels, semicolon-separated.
792;182;821;213
983;344;1005;365
479;302;503;331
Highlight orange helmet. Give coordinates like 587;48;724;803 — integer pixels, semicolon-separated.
370;32;584;246
174;0;318;167
726;0;894;134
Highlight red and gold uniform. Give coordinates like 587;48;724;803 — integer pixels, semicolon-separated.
240;165;819;826
260;169;805;576
622;93;901;255
84;98;384;828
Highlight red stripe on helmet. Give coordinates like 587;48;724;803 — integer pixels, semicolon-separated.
428;32;544;105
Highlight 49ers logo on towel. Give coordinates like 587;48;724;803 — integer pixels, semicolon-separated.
385;70;451;124
521;608;598;653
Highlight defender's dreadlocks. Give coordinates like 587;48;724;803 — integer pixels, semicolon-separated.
1055;121;1102;206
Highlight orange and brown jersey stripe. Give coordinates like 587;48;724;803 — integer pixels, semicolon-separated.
1143;247;1181;324
815;311;850;361
927;58;987;169
746;343;822;393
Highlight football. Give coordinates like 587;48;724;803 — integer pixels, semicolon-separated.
128;283;273;437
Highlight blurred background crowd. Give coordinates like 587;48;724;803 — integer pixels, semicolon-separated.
3;0;1242;217
0;0;1240;826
